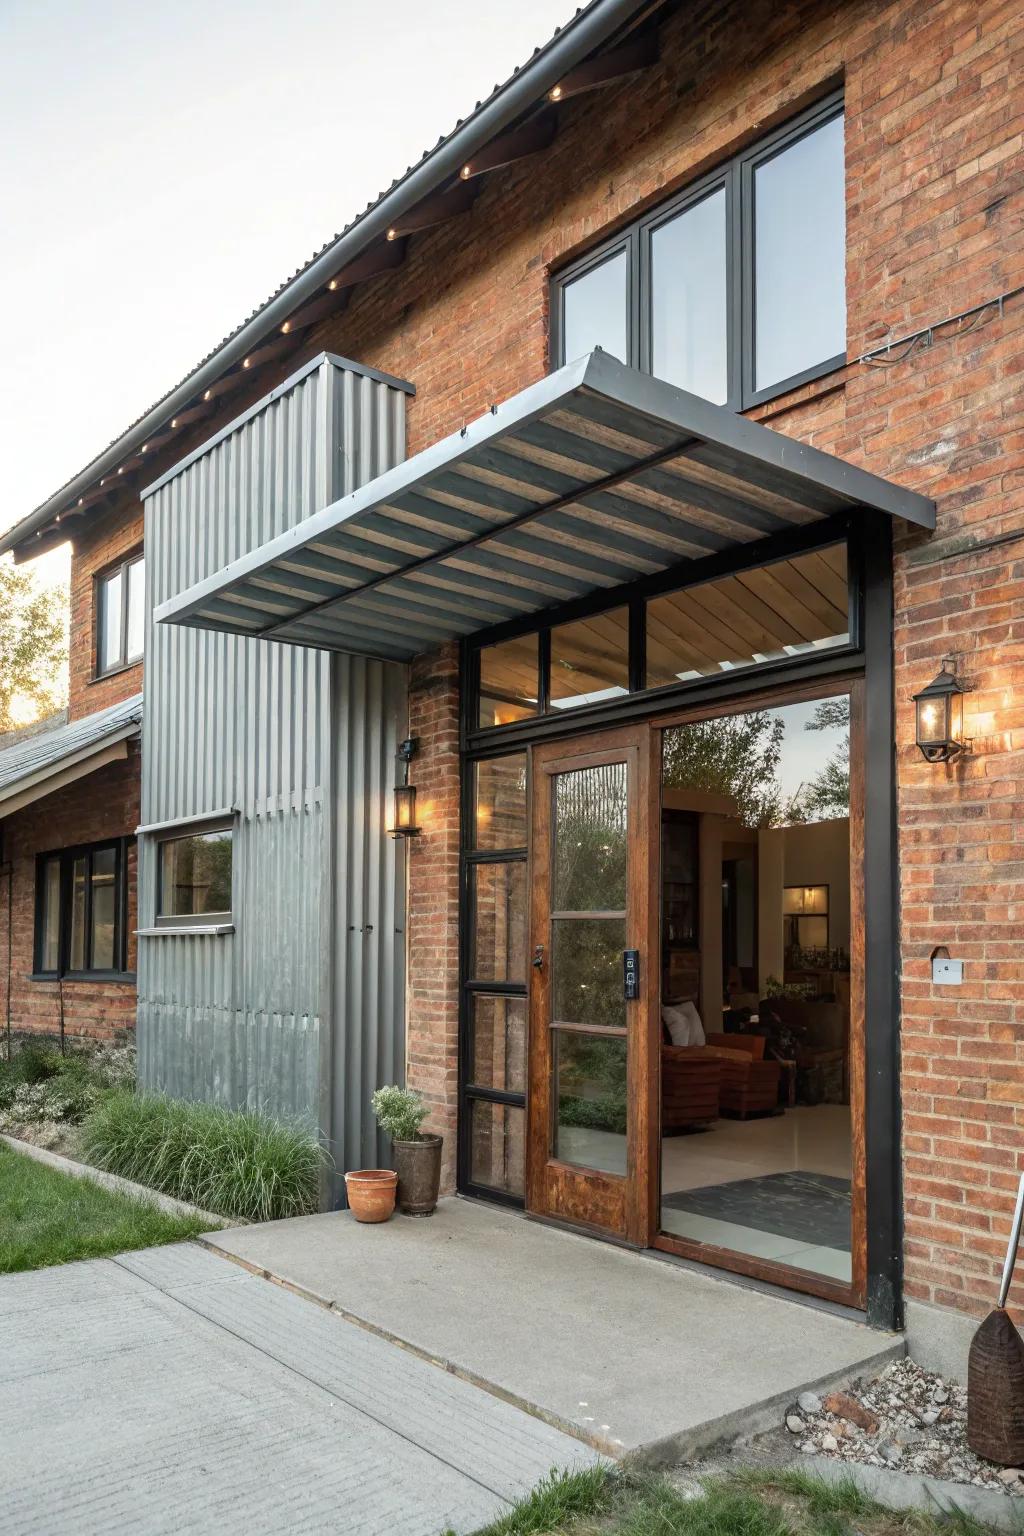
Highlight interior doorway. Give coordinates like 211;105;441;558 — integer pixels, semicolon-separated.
523;683;865;1306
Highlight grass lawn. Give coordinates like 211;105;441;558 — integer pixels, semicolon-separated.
0;1142;213;1275
457;1465;1003;1536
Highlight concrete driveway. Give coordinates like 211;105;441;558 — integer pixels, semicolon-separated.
0;1243;598;1536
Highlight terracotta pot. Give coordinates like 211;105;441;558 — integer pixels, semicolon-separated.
344;1169;398;1223
392;1135;443;1215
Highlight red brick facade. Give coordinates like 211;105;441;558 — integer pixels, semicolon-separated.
68;505;144;721
297;0;1020;1327
1;502;143;1047
9;0;1020;1338
0;745;140;1046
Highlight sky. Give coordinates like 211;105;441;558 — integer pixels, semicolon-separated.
0;0;576;591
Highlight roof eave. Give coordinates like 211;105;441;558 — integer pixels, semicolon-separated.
0;0;658;561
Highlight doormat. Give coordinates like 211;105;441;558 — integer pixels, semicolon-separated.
662;1170;851;1251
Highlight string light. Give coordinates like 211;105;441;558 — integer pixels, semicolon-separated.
459;164;472;179
549;83;563;100
281;320;292;333
328;279;339;291
242;357;252;369
203;389;212;401
171;418;178;428
386;227;399;241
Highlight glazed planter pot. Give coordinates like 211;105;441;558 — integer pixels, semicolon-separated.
392;1134;443;1216
344;1169;398;1223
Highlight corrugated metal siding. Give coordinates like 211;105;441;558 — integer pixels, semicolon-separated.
139;356;409;1165
329;655;408;1187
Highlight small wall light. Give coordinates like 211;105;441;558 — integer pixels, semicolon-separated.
913;657;971;763
388;737;420;838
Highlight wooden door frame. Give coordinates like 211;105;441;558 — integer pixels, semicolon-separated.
526;723;659;1245
647;674;868;1310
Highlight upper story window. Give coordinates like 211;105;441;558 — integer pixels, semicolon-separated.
552;94;845;409
97;553;145;677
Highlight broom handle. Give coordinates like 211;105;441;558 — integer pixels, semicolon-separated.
998;1172;1024;1310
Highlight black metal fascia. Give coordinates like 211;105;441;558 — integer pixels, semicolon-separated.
1;0;664;558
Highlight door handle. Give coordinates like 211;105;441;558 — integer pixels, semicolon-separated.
532;944;544;970
623;948;640;1000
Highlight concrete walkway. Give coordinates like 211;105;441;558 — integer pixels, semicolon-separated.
204;1198;903;1462
0;1242;598;1536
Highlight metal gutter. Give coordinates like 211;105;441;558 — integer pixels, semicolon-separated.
1;0;658;557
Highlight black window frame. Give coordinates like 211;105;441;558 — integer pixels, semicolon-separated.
153;818;234;930
463;518;860;752
95;551;145;679
550;90;846;410
33;837;131;981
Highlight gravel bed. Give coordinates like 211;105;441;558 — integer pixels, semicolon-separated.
784;1356;1022;1496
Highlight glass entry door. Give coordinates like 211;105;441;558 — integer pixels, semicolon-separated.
526;726;656;1242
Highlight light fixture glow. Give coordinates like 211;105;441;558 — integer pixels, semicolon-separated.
386;227;398;241
387;738;421;838
913;657;971;763
549;83;563;100
203;389;212;401
459;164;472;180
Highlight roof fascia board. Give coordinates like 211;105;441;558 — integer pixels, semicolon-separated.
2;0;654;557
0;737;132;817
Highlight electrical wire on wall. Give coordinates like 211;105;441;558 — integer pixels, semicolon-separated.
858;285;1024;369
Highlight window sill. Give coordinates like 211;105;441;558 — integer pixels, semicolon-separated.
90;659;143;686
27;972;136;984
136;924;234;937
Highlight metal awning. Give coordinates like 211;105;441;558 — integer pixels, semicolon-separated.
155;352;935;661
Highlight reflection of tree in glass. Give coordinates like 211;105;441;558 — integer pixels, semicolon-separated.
552;919;625;1029
663;711;784;828
557;1032;627;1135
786;698;850;822
553;764;628;909
166;831;233;915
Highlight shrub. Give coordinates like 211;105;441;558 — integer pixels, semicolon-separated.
0;1040;137;1133
371;1084;429;1142
80;1092;324;1223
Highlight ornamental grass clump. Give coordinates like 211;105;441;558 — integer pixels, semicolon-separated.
81;1092;324;1223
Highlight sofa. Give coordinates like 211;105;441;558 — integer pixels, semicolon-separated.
703;1032;783;1118
661;1045;723;1131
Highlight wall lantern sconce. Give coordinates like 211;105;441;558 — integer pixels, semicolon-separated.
912;657;971;763
388;738;420;838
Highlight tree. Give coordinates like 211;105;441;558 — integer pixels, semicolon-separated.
662;710;785;828
787;697;850;822
0;558;68;732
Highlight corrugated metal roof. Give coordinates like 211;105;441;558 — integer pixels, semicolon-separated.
156;352;935;662
2;0;663;556
0;693;143;811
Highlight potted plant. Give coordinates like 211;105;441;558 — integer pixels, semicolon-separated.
371;1085;443;1216
343;1167;398;1223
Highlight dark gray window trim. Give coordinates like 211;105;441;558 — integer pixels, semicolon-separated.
95;550;145;679
152;815;235;930
550;90;846;411
462;516;859;750
32;837;130;979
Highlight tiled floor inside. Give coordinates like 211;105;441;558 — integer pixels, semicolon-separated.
660;1105;852;1282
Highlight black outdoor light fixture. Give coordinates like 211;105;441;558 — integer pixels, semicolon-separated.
388;737;420;838
912;657;971;763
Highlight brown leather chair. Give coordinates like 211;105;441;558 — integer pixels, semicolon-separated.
703;1032;782;1118
661;1045;722;1131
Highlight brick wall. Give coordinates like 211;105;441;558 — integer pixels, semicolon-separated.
0;743;140;1046
347;0;1019;1307
68;503;144;721
46;0;1022;1312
